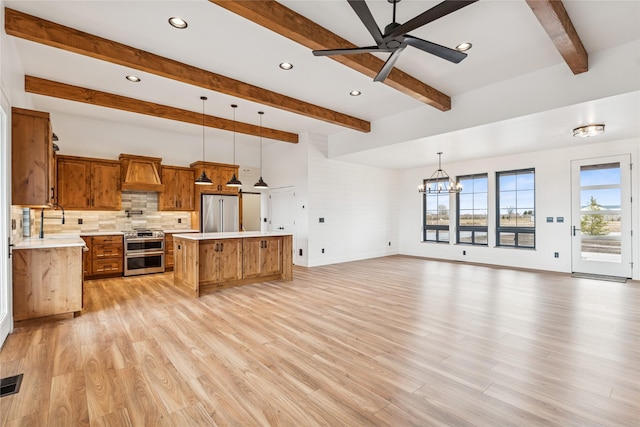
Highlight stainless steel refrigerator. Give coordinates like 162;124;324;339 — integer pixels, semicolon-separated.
200;195;239;232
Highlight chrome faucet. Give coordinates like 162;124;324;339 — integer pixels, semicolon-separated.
39;203;65;238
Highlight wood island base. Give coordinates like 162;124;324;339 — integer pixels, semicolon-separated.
172;232;293;297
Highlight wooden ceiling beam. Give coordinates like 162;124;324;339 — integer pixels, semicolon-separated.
525;0;588;74
5;7;368;133
25;76;299;144
209;0;452;111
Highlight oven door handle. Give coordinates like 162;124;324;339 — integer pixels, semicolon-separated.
125;237;164;242
126;251;165;257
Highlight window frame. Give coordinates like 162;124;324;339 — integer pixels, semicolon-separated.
495;168;536;249
421;178;451;244
456;173;488;246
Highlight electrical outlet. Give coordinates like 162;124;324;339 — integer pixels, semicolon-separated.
388;241;391;246
321;248;325;254
178;218;182;223
463;250;466;255
554;252;559;258
11;219;16;230
319;218;324;223
78;218;83;225
299;249;302;256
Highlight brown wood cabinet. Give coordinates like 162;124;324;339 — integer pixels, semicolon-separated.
190;161;239;195
11;107;56;206
160;166;195;211
57;155;121;210
82;234;123;278
13;245;83;321
243;236;283;279
199;238;243;285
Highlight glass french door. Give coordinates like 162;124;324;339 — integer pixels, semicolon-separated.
571;155;632;278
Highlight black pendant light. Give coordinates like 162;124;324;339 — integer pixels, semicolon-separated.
226;104;243;187
195;96;213;185
254;111;269;189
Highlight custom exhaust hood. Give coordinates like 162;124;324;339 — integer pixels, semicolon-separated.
119;154;165;192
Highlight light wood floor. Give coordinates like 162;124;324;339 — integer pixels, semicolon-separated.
1;256;639;426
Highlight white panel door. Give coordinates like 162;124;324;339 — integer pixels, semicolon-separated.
571;155;632;278
269;186;296;259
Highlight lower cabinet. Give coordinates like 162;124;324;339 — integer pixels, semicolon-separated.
82;234;123;279
243;236;283;279
13;246;83;321
165;232;197;271
199;239;243;284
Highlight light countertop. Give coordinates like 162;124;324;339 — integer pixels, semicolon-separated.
14;236;87;250
173;231;292;240
163;229;199;234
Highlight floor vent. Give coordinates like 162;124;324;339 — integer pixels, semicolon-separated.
571;273;627;283
0;374;23;398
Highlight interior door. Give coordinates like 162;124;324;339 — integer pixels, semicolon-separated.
571;155;632;278
269;186;296;259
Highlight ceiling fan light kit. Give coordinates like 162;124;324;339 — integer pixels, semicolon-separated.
312;0;478;83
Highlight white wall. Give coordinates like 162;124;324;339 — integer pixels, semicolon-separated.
399;138;640;280
306;133;399;267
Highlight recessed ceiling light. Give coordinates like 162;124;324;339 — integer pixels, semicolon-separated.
573;124;605;138
349;90;361;96
125;75;141;82
168;17;188;29
456;42;472;52
279;62;293;70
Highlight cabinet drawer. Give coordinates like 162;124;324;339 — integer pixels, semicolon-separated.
92;258;123;274
92;235;123;245
93;243;122;258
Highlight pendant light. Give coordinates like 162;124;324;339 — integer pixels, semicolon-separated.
226;104;243;187
254;111;269;189
194;96;213;185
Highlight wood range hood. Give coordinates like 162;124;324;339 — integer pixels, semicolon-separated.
119;154;165;192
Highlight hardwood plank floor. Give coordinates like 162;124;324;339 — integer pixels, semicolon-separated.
1;255;639;426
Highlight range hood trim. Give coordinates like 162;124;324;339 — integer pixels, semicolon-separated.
119;154;165;192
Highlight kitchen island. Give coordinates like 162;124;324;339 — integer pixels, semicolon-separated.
12;236;86;320
172;231;293;297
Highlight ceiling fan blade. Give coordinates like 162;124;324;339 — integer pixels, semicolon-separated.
404;35;467;63
386;0;478;40
374;46;406;82
312;46;386;57
347;0;384;45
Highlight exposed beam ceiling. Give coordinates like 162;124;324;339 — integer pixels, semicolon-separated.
25;76;299;144
525;0;588;74
209;0;452;111
5;7;370;133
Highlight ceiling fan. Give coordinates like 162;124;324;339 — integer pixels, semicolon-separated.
312;0;478;83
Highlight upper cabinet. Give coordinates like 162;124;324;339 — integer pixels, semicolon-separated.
190;161;239;195
57;155;121;210
159;165;195;211
11;107;55;206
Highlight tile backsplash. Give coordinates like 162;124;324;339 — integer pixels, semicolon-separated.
29;192;194;236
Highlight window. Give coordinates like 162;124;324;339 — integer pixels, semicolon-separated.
496;168;535;248
422;179;450;243
457;174;488;245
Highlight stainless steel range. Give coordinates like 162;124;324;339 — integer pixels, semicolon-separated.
123;229;164;276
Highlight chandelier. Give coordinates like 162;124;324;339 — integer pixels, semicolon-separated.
418;152;462;194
